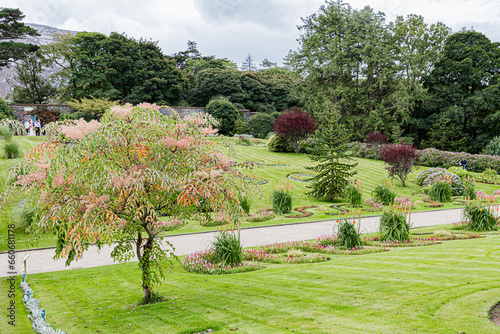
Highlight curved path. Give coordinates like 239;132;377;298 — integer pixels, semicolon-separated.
0;208;462;278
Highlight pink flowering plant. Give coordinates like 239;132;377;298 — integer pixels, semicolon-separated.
1;105;254;302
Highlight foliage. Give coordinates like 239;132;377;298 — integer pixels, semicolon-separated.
0;103;248;302
241;53;257;71
247;113;274;139
379;207;411;241
428;182;451;202
66;97;119;121
306;108;357;201
0;8;39;67
0;97;14;120
246;208;274;222
266;134;293;153
334;218;362;250
416;30;500;153
0;125;12;141
365;132;388;145
3;140;20;159
211;228;242;266
271;182;293;215
183;250;263;275
233;119;247;134
484;136;500;156
7;51;57;104
206;98;240;135
273;107;316;153
420;112;467;152
462;181;476;200
462;202;499;232
379;143;417;187
345;180;363;207
48;32;187;105
238;194;251;215
418;148;500;173
416;168;463;195
372;183;396;205
0;119;23;135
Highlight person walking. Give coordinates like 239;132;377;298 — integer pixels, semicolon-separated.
35;119;41;136
24;119;30;135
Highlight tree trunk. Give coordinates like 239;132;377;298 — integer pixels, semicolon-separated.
141;238;153;302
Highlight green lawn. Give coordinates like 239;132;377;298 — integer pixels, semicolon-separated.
1;138;499;252
2;225;500;333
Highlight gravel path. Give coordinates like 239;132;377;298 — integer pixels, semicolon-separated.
0;208;462;277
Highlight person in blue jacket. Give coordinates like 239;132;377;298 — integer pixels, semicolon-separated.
459;157;468;170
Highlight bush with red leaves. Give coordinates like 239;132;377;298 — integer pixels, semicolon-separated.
379;143;417;187
273;107;317;153
365;132;388;145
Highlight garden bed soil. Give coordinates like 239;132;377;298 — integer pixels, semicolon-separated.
489;301;500;326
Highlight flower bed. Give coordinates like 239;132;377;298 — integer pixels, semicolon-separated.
363;236;439;247
475;191;496;201
416;168;463;195
255;238;386;255
394;197;416;209
287;172;316;182
246;209;275;222
243;249;330;264
285;205;317;218
243;174;268;185
159;217;186;231
249;159;288;166
412;233;482;241
182;250;264;274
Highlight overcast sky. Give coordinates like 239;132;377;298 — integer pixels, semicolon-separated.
4;0;500;67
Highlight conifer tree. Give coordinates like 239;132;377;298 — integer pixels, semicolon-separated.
306;107;357;200
0;8;39;67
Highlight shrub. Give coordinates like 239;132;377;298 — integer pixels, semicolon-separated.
239;194;251;215
271;183;293;215
211;229;242;266
365;132;388;145
247;113;274;139
0;119;24;136
349;142;381;159
266;134;293;153
416;168;447;186
0;125;13;141
418;148;500;173
345;180;362;207
67;97;118;120
462;181;476;200
206;98;240;135
335;218;362;249
379;143;417;187
484;136;500;156
273;107;317;153
0;97;14;119
4;140;20;159
428;182;452;202
265;131;275;139
372;183;396;205
417;169;463;195
379;209;411;241
233;119;247;134
462;202;498;232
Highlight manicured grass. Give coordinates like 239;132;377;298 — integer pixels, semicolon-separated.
3;227;500;333
2;137;499;252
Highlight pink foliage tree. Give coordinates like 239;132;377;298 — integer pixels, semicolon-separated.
273;107;317;153
379;143;418;187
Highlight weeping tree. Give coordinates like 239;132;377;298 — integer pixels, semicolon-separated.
0;104;249;302
306;107;357;200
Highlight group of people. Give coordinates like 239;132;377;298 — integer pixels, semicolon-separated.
24;118;42;136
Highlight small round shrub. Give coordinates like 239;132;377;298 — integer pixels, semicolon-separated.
379;211;410;241
234;119;247;134
463;203;498;232
417;168;463;195
206;98;240;135
4;140;20;159
484;136;500;156
428;182;451;202
211;230;242;266
0;125;13;141
266;134;293;153
271;187;292;215
247;113;275;139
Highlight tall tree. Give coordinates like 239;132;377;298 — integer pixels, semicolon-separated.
0;8;39;67
416;30;500;152
260;58;277;69
7;51;57;103
241;53;257;71
306;107;357;200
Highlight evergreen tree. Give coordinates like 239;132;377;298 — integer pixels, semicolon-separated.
420;112;467;152
241;53;257;71
0;8;39;67
306;108;357;200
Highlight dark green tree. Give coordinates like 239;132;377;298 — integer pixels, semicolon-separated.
0;97;14;119
306;107;357;200
189;68;243;106
8;51;57;103
0;8;39;67
260;58;277;69
206;98;240;135
417;30;500;152
420;112;467;151
246;113;274;139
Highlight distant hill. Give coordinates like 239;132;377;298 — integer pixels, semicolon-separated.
0;23;78;100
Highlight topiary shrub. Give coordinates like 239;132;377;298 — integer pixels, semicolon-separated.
0;97;14;120
247;113;274;139
266;134;293;153
206;98;240;135
484;136;500;156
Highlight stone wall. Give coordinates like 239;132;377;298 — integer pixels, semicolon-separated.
9;103;255;121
